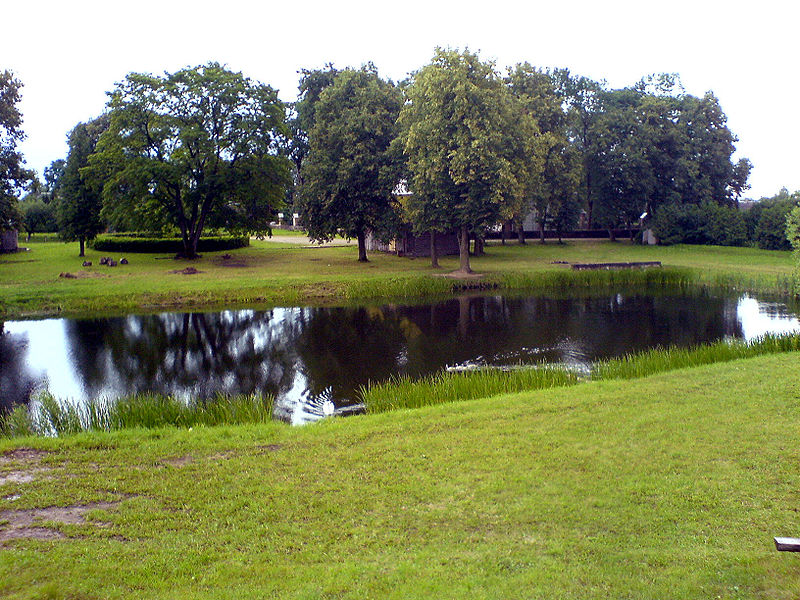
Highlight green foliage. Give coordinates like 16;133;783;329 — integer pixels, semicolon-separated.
1;391;274;437
297;66;403;262
56;115;109;255
652;202;746;246
0;70;32;229
400;48;532;272
20;198;58;236
286;64;340;191
788;204;800;250
90;234;249;253
745;189;798;250
89;63;291;258
505;64;579;241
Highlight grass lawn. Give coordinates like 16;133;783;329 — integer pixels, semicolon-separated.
1;353;799;598
1;236;797;319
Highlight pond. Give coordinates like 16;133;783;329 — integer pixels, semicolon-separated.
1;289;799;424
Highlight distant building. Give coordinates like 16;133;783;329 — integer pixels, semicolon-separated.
366;181;460;258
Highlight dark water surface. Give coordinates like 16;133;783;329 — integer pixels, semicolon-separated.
1;290;798;424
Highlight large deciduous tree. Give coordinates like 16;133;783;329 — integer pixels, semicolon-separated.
57;115;108;256
297;65;403;262
90;63;290;258
506;64;578;244
0;70;32;230
286;65;339;191
400;48;532;273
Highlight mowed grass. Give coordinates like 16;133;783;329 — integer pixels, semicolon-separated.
1;353;799;599
1;236;796;318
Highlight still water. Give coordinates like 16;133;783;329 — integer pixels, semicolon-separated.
1;290;799;424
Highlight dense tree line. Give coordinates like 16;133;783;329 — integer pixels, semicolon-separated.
3;51;799;263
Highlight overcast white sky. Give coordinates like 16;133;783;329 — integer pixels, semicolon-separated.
4;0;798;199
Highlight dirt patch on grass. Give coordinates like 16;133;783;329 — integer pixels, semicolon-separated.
215;254;249;268
0;449;54;486
0;502;118;542
58;271;108;279
169;267;201;275
255;444;284;453
0;471;48;486
208;451;235;461
0;448;51;465
161;455;194;467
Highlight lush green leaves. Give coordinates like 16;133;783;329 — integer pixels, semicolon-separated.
401;48;535;271
57;115;109;255
89;63;291;257
297;66;403;261
0;70;32;229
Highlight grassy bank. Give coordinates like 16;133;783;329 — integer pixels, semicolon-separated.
361;333;800;413
1;353;799;598
1;237;796;318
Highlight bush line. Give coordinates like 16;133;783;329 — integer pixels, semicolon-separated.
90;234;249;253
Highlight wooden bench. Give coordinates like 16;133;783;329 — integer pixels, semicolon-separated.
774;537;800;552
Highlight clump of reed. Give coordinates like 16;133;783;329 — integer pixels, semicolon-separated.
361;366;580;414
500;266;694;293
592;332;800;381
0;392;274;438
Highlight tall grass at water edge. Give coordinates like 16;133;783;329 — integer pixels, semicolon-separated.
0;392;274;437
361;367;581;414
592;332;800;380
343;267;696;303
498;265;695;292
361;333;800;414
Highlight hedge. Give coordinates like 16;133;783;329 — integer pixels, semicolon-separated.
90;235;250;253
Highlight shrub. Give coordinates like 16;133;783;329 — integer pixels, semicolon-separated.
652;202;746;246
90;234;249;253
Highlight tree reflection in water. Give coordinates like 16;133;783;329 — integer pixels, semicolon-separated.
0;323;45;413
2;290;794;422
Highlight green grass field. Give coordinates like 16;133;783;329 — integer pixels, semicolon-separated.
2;236;800;598
1;236;797;318
1;354;799;599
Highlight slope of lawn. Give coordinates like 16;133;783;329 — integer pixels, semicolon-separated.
1;352;799;599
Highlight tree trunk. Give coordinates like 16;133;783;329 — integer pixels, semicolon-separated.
357;230;368;262
608;228;616;242
430;230;439;268
539;222;546;244
517;222;526;245
26;232;31;242
79;237;85;257
500;222;506;246
184;229;201;259
474;236;485;256
457;225;472;273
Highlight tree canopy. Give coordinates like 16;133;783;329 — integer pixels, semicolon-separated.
89;63;291;258
297;65;403;262
0;70;31;230
57;115;109;255
400;48;535;272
